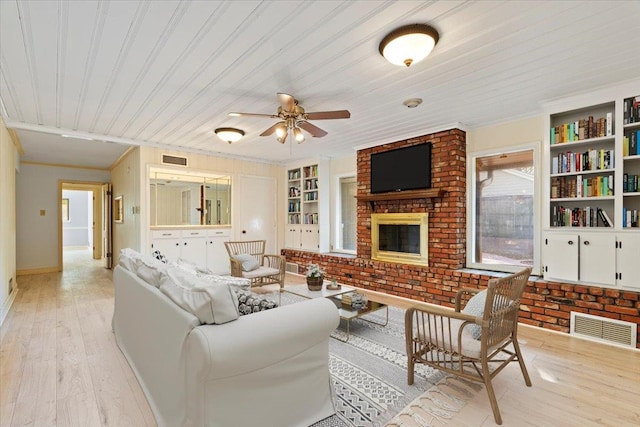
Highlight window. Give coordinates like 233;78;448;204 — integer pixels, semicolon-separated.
468;148;538;273
335;175;356;252
61;198;70;222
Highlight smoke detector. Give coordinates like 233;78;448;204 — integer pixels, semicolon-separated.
403;98;423;108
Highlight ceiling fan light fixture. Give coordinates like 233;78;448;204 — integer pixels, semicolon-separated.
277;128;288;144
214;127;244;144
275;122;287;138
294;127;305;143
379;24;439;67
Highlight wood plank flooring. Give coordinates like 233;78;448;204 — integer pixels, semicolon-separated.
2;250;639;426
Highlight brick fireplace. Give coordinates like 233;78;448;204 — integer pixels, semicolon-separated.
281;127;640;348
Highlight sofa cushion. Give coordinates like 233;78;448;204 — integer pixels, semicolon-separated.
195;272;251;292
119;248;142;272
235;290;278;315
461;289;487;340
233;254;260;272
159;268;239;324
135;256;169;288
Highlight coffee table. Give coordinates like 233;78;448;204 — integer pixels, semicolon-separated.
282;283;388;342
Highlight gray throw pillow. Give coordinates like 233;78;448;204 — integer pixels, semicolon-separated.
461;289;487;340
233;254;260;272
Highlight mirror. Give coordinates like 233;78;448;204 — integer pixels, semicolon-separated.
150;170;231;226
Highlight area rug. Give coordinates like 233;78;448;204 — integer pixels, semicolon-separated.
265;291;447;427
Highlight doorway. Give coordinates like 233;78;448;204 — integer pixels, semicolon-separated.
58;181;112;271
236;175;277;254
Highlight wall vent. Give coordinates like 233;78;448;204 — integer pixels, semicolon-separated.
161;154;188;167
286;262;299;274
570;312;637;348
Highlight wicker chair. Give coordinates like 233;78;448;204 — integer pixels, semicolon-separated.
224;240;286;290
405;267;532;425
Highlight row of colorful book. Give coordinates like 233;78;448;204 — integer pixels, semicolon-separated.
623;174;640;193
551;175;614;199
551;148;614;174
551;205;612;227
622;131;640;156
622;208;639;228
550;113;612;144
303;213;319;224
623;96;640;124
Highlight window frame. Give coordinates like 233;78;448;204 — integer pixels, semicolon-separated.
333;173;357;255
466;142;541;275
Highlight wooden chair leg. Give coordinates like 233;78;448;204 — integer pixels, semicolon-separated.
407;356;415;385
513;339;532;387
483;360;503;425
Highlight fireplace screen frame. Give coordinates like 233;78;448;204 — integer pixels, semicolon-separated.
371;213;428;266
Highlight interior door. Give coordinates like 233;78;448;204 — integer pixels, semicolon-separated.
102;183;113;268
237;175;277;253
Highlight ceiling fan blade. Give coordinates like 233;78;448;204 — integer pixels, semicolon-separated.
298;121;328;138
305;110;351;120
277;93;295;112
260;122;282;136
229;112;278;118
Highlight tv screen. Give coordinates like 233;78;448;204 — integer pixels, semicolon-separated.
370;143;431;193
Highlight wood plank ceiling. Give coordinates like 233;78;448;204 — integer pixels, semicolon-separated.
1;0;639;167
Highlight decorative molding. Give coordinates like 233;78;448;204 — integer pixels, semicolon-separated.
7;128;25;155
353;122;467;152
21;161;109;171
17;266;59;276
109;146;136;171
0;288;18;326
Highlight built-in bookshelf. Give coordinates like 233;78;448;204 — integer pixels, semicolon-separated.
622;95;640;228
548;101;615;228
285;161;328;252
542;82;640;288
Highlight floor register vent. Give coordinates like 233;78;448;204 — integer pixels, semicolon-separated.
570;312;636;348
285;262;299;274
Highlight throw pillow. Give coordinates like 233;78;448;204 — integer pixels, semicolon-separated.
135;256;168;288
119;248;142;271
232;254;260;272
461;289;487;340
159;268;239;324
152;250;168;264
235;290;278;316
195;272;251;292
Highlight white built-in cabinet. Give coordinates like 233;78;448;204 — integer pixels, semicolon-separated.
542;79;640;291
151;228;231;274
285;160;329;252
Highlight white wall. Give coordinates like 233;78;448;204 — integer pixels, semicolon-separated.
466;116;543;153
15;164;109;271
110;147;141;265
0;118;18;320
62;189;91;246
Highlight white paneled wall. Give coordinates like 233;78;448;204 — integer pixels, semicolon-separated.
0;119;18;321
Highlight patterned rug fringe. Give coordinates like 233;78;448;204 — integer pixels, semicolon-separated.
387;375;479;427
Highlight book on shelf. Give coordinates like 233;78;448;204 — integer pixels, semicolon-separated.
597;208;612;227
623;96;640;124
623;208;639;228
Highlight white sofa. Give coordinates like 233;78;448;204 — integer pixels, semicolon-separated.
113;259;339;427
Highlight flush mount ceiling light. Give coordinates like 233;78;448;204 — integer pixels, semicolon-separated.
379;24;439;67
215;127;245;144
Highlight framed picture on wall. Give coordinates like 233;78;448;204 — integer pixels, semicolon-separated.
114;195;124;223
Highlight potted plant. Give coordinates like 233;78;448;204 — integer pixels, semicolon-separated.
306;263;324;291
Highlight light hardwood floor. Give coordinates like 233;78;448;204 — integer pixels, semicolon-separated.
2;250;639;426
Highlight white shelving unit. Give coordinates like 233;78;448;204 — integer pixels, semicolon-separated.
542;79;640;290
285;160;329;252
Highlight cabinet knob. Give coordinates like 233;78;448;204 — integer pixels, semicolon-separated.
175;243;179;246
568;240;574;245
583;240;590;246
184;242;187;245
242;230;246;234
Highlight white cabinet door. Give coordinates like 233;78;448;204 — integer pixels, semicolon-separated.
617;234;640;290
152;237;181;263
181;231;207;270
544;232;579;282
301;225;319;251
579;233;615;286
206;229;231;274
285;225;301;249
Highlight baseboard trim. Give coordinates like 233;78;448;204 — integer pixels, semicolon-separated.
0;288;18;326
17;266;60;276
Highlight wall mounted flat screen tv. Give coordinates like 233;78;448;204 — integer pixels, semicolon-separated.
370;143;431;193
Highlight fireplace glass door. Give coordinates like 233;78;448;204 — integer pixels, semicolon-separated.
378;224;420;254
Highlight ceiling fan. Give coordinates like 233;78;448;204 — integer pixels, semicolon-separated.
229;93;350;143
